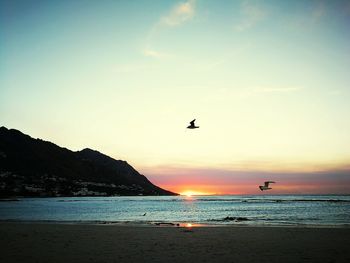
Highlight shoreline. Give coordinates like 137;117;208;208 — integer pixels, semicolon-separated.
1;220;349;228
1;222;350;263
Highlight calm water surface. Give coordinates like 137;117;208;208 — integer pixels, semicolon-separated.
1;195;349;226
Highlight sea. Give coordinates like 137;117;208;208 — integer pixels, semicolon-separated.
1;195;350;227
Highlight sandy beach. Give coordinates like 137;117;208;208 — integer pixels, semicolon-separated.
1;223;349;263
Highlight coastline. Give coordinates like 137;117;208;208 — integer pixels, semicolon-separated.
1;222;350;263
1;219;350;228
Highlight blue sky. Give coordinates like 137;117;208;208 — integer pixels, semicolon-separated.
1;0;350;194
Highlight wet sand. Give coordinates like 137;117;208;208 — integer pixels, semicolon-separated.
1;222;350;263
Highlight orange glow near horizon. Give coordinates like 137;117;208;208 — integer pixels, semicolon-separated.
172;187;245;196
180;190;212;196
162;184;248;195
157;182;350;196
146;165;350;195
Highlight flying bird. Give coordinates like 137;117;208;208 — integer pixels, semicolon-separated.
187;119;199;129
259;181;275;191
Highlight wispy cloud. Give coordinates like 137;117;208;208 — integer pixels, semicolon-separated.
327;90;342;96
161;0;196;27
112;64;148;74
240;86;303;98
252;86;303;93
198;43;252;71
234;0;267;32
197;85;303;104
142;48;170;59
288;1;326;30
142;0;197;59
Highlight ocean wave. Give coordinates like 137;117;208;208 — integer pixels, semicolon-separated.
53;196;350;203
208;216;250;222
56;198;181;202
281;199;350;203
57;199;118;202
54;198;350;205
197;198;350;203
195;199;242;202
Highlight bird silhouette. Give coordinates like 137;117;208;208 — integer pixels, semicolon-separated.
187;119;199;129
259;181;275;191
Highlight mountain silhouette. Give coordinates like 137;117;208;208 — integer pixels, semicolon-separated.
0;126;177;197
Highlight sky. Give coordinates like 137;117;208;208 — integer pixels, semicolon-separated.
1;0;350;195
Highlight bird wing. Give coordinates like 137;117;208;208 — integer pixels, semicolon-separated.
264;181;275;187
190;119;196;125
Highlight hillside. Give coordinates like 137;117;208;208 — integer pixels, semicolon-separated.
0;126;177;197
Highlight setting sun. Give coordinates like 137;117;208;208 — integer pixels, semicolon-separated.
180;191;209;197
